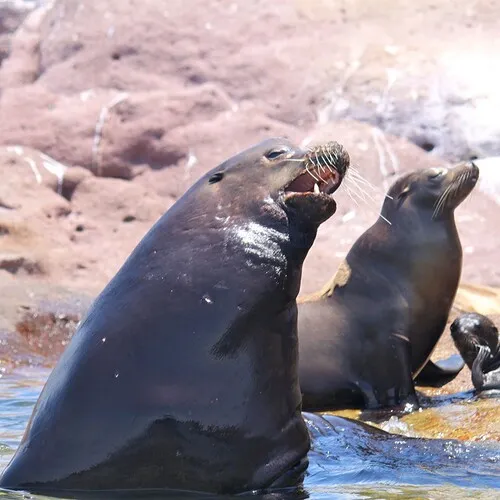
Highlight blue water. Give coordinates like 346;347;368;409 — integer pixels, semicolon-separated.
0;369;499;499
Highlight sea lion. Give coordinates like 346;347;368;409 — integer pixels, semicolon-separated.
451;313;500;392
297;161;479;410
0;138;350;495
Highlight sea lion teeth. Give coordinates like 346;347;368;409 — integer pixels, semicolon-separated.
314;183;320;194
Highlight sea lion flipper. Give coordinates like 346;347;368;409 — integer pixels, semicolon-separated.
472;345;492;391
394;335;420;410
472;345;500;391
366;332;419;410
414;355;465;388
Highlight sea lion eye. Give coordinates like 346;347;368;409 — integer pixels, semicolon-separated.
398;185;411;199
428;168;445;180
395;185;411;209
208;172;224;184
266;148;290;160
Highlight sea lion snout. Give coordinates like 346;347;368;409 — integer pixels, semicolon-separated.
281;140;349;226
450;160;480;185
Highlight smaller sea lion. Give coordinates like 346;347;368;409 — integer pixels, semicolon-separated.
451;313;500;392
298;161;479;411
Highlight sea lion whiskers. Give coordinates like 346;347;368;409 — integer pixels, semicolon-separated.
432;170;466;220
322;146;337;169
286;158;322;183
342;183;361;207
432;182;454;219
313;151;329;183
346;166;383;202
379;214;392;225
342;166;393;225
350;167;392;200
343;174;373;204
299;142;350;193
305;143;347;177
306;162;322;183
306;153;330;182
452;168;476;213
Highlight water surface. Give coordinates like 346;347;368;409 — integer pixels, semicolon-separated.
0;369;498;499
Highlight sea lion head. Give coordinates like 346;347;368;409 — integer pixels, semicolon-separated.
196;137;350;227
381;161;479;222
450;313;499;369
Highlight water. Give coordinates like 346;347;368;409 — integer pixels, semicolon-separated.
0;370;499;499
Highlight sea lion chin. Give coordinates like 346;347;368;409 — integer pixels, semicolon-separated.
0;137;349;495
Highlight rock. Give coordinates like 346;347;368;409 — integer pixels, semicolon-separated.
0;0;44;70
0;271;93;370
0;0;498;342
0;1;50;83
0;253;43;275
0;145;72;217
2;0;500;176
0;145;91;199
0;86;132;178
0;145;168;291
0;1;38;36
61;175;168;286
0;84;237;179
1;119;497;299
135;103;303;198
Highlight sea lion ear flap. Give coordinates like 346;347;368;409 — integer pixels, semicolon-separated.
395;185;411;210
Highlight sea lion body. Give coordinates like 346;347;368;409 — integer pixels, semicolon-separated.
0;139;349;494
451;313;500;392
298;162;479;410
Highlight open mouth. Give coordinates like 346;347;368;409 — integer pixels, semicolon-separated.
284;142;348;198
285;167;340;196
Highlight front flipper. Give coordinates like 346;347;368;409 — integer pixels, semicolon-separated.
414;355;465;388
361;332;420;411
472;345;500;392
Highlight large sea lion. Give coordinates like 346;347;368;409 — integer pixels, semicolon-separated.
297;161;479;411
451;313;500;392
0;138;349;495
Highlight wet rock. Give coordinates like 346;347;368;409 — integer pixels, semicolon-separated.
15;309;80;359
0;253;43;275
0;272;93;369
